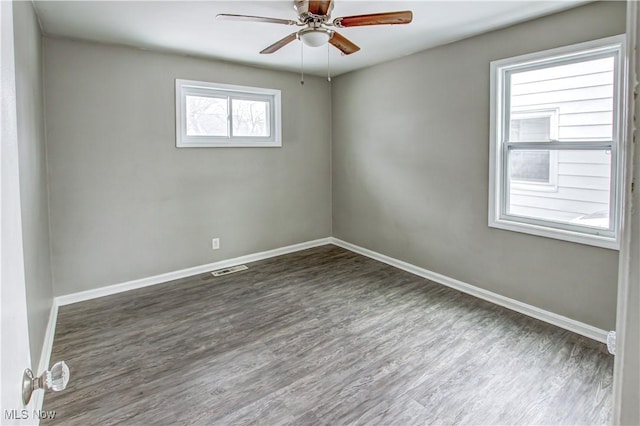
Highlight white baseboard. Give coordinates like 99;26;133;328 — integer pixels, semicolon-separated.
330;237;608;343
52;235;607;344
31;299;59;420
55;238;332;306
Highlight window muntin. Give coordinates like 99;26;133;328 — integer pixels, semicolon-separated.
489;36;625;249
176;79;281;147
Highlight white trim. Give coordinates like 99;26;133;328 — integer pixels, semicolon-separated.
329;238;608;343
491;35;626;71
31;301;59;420
50;234;608;349
55;238;331;306
489;218;619;250
53;236;608;342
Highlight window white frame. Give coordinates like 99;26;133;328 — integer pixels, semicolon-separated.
175;79;282;148
489;35;627;250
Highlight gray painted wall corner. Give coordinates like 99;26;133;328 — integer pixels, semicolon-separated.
331;1;625;331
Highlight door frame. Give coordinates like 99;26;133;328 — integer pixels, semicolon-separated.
1;0;36;424
612;1;639;424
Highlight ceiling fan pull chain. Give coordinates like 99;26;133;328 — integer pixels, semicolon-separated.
300;42;305;85
327;43;331;82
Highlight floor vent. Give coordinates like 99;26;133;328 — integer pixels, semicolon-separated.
211;264;248;277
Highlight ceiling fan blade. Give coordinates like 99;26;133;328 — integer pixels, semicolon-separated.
329;31;360;55
308;0;333;16
333;11;413;28
216;14;298;26
260;32;298;54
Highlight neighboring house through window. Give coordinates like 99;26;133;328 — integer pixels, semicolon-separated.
489;35;626;249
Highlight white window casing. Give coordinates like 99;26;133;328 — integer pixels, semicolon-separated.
489;35;627;250
175;79;282;148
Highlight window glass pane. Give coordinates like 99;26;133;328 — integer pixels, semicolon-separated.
508;149;611;229
510;117;551;142
232;99;269;137
186;95;227;136
510;56;615;142
510;150;550;182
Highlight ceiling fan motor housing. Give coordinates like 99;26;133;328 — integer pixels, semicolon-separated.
294;0;334;23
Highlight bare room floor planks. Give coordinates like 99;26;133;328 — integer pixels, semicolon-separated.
43;245;613;425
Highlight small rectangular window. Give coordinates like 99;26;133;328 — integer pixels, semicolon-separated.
176;79;281;147
489;35;625;249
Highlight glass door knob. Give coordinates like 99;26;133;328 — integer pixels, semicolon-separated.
22;361;70;405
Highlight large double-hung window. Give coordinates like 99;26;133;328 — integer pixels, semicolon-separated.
489;36;626;249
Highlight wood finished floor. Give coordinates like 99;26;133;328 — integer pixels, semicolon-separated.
43;245;613;425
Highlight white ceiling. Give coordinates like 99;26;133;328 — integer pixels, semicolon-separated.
33;1;589;77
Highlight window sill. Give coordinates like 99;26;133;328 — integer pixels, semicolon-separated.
489;217;619;250
176;139;282;148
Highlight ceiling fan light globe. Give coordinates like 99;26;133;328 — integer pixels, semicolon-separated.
299;29;331;47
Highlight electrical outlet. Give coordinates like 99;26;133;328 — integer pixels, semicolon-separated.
211;238;220;250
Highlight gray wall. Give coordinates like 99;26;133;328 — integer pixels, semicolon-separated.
13;1;54;368
331;1;624;331
44;38;331;296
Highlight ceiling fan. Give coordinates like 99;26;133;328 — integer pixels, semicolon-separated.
217;0;413;56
